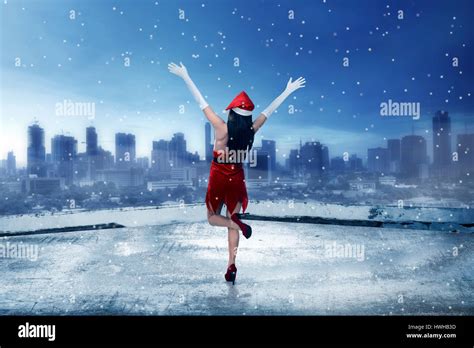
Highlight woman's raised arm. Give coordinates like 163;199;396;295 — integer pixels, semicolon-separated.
253;77;306;133
168;62;225;129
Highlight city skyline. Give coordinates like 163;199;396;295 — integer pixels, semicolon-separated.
2;0;473;166
2;110;472;178
3;108;472;170
1;108;472;202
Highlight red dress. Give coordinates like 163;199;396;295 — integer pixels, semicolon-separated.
205;150;248;214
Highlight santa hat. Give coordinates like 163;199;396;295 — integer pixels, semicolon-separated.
225;91;254;116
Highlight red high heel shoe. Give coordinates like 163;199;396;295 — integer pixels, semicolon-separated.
225;264;237;285
231;214;252;239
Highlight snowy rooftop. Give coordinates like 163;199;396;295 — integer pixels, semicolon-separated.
0;204;472;315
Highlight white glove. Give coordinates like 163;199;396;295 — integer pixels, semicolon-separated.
168;62;209;110
261;77;306;118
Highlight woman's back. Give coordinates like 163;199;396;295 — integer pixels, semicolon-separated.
213;123;229;152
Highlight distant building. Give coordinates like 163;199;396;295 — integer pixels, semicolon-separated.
299;141;325;177
96;167;144;188
115;133;136;168
432;110;452;174
151;140;171;178
288;149;300;177
387;139;401;174
322;146;329;171
457;133;474;176
169;132;187;168
22;175;64;194
6;151;16;176
400;135;428;179
51;135;77;186
348;154;363;171
194;160;211;179
85;127;99;180
147;180;193;191
247;147;270;182
2;180;22;193
367;147;389;173
330;157;346;173
27;124;46;177
96;147;114;171
86;127;98;156
379;176;397;186
151;133;202;180
187;151;200;165
171;166;197;182
0;160;6;176
73;153;90;185
348;180;376;192
137;157;149;169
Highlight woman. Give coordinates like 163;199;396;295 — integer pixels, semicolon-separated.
168;62;305;284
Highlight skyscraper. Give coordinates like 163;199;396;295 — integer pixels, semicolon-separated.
387;139;401;173
247;147;270;181
432;110;452;170
86;127;98;156
299;141;324;177
348;154;363;171
115;133;136;168
96;147;114;171
27;124;46;177
6;151;16;176
401;135;428;179
169;132;187;168
288;149;300;177
51;135;78;185
151;140;171;177
86;127;99;180
367;147;389;173
321;146;329;171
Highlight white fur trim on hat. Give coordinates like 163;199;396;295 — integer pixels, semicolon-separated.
232;107;252;116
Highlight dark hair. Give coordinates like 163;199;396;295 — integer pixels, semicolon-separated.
227;109;254;153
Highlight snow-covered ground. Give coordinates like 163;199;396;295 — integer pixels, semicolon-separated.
0;204;206;234
0;200;471;315
0;219;472;315
0;200;472;234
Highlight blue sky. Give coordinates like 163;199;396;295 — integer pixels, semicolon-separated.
1;0;473;166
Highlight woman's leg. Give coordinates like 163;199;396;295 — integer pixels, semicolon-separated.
226;202;242;267
207;205;240;230
227;228;239;267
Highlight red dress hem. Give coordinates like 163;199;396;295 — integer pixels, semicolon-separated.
205;151;248;215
